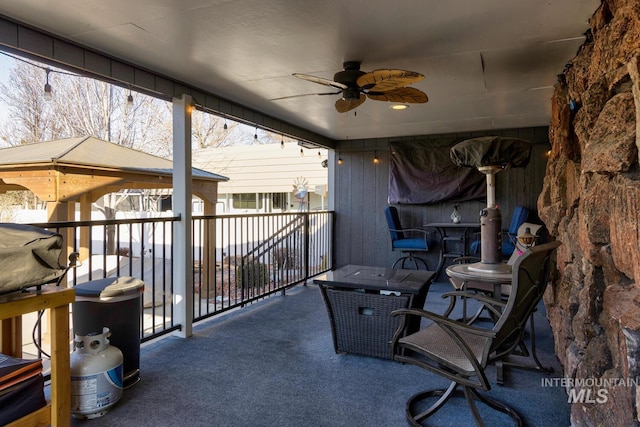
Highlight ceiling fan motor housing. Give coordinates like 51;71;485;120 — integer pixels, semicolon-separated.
334;63;365;101
341;87;361;101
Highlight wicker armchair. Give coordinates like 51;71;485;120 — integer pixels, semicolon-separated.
390;241;561;426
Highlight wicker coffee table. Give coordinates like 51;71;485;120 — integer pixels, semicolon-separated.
313;265;434;359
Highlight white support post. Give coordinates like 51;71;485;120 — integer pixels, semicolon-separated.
327;150;336;211
172;94;193;338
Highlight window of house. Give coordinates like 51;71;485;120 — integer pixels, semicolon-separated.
232;193;263;210
271;193;287;210
160;196;172;212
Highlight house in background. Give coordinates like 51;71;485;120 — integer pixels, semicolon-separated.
193;142;328;213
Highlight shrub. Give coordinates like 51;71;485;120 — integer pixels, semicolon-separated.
272;247;299;269
236;260;269;289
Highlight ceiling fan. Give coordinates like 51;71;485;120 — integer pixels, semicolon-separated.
277;61;428;113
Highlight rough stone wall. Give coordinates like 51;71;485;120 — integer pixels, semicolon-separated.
538;0;640;425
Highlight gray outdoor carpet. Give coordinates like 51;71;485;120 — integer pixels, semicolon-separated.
70;281;570;427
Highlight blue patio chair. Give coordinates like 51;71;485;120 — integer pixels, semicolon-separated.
385;206;434;270
470;206;529;258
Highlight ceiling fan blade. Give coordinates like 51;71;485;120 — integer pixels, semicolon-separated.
367;87;428;103
335;94;366;113
271;90;341;101
357;69;425;92
293;73;348;90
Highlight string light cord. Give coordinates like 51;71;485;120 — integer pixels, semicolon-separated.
0;49;80;77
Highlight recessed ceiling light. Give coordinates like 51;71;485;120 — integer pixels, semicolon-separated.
390;104;408;110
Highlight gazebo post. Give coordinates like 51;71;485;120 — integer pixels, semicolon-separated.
202;198;216;298
79;194;92;261
193;185;219;301
46;200;74;271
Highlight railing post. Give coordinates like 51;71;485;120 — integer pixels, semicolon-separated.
304;213;310;282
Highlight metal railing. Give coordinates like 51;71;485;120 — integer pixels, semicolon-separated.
192;211;333;322
31;210;334;343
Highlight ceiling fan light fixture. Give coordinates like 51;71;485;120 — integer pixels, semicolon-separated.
390;104;408;110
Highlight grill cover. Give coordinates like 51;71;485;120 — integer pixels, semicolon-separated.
0;223;65;295
450;136;532;169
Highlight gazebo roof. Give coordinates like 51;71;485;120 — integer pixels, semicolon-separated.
0;136;227;205
0;136;227;181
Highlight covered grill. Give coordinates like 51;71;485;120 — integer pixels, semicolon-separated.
0;223;67;295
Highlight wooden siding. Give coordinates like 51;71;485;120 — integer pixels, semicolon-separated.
333;127;550;274
192;142;328;194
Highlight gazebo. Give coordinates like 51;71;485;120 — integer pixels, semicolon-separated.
0;136;227;260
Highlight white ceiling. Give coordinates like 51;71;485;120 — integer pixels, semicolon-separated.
0;0;600;141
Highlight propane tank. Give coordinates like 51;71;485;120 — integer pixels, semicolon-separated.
70;327;124;419
479;206;502;264
469;205;511;274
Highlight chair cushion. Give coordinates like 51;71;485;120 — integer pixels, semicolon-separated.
393;237;427;250
470;233;520;257
470;206;530;256
508;206;529;235
502;241;515;257
398;323;489;373
385;206;404;241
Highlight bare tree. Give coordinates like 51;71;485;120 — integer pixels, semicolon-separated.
0;62;64;145
0;55;276;248
192;109;241;149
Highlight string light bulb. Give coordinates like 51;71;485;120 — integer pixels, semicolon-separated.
338;156;343;165
43;68;52;99
254;127;258;140
300;148;304;157
318;151;322;159
373;152;380;164
280;135;285;149
127;89;133;105
223;115;228;130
